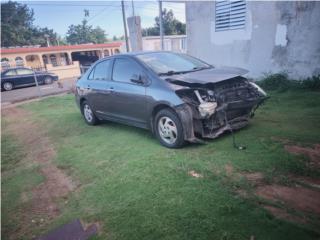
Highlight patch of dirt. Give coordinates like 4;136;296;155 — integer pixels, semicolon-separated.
235;170;320;225
2;107;76;238
242;172;265;186
287;174;320;189
235;189;249;198
263;205;306;224
224;164;234;176
188;170;203;178
285;144;320;169
256;184;320;215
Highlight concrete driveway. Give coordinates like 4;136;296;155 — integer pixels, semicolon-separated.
1;77;77;105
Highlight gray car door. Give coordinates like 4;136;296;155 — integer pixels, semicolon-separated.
85;59;114;118
108;57;148;126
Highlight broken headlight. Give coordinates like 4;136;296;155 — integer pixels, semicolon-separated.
249;82;267;97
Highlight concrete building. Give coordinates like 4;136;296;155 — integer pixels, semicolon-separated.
186;1;320;78
142;35;187;53
1;43;122;79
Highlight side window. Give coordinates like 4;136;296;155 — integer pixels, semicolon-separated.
5;70;16;76
112;58;143;83
88;60;110;81
16;69;33;75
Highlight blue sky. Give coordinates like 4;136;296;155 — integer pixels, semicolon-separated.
18;1;185;38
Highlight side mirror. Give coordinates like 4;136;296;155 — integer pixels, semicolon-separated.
130;74;146;85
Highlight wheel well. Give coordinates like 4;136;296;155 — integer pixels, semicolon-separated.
150;104;174;132
79;98;87;113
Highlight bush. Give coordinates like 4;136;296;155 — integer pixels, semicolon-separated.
257;73;320;91
299;75;320;90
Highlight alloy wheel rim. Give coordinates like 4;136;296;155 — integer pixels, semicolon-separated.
4;82;12;90
84;104;93;122
158;116;178;144
45;77;52;84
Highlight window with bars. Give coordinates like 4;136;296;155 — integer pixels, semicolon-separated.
215;0;246;32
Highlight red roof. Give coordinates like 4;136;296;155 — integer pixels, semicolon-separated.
1;42;122;54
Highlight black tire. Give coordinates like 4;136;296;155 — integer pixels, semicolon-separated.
81;101;99;125
2;82;13;91
154;108;185;148
44;76;53;85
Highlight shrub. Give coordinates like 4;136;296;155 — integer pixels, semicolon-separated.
299;75;320;90
257;73;320;91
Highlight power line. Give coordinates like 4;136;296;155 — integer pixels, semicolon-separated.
20;3;123;7
20;2;184;12
87;4;121;23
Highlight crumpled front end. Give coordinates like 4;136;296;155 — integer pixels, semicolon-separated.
172;76;267;142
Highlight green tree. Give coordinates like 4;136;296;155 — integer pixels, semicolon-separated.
1;1;59;47
142;8;186;36
30;27;58;46
1;1;34;46
66;19;107;45
112;35;124;41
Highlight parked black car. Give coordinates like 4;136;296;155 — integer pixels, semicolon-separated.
1;67;59;91
75;51;267;148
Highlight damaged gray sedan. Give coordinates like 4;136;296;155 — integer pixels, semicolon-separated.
75;51;267;148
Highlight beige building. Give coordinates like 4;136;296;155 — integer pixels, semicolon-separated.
1;43;122;79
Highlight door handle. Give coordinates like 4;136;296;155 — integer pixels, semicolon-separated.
109;87;114;93
85;85;90;90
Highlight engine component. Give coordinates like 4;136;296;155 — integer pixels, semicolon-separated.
194;90;217;118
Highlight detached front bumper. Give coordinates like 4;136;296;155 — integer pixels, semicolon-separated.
174;96;267;143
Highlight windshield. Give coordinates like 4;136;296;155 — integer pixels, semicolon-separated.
136;52;212;75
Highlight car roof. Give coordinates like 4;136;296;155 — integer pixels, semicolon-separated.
112;51;175;57
3;67;31;71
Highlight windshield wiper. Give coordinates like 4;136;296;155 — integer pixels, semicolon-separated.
158;66;213;76
158;70;188;76
191;66;213;71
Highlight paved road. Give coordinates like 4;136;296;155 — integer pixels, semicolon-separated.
1;77;77;105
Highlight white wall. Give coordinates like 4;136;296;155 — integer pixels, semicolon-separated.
186;1;320;79
142;36;187;53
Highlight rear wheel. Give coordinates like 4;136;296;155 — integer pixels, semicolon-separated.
44;76;53;85
3;82;13;91
82;101;99;125
155;109;185;148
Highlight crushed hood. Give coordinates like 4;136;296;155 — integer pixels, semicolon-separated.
163;66;248;87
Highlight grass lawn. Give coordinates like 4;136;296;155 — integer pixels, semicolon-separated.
2;90;320;240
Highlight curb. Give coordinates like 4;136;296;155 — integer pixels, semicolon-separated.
1;90;72;108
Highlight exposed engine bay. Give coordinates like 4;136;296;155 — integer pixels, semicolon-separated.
168;76;267;143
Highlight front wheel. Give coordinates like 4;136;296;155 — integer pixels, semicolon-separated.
82;101;99;125
154;109;185;148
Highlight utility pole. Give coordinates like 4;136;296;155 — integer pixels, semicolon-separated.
159;0;164;50
121;0;129;52
44;34;50;47
131;0;135;16
33;70;42;98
